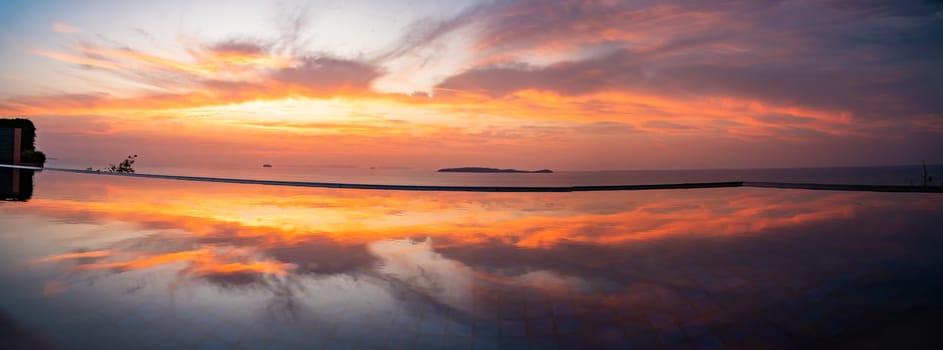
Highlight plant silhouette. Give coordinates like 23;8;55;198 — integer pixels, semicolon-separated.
923;161;934;187
108;154;137;174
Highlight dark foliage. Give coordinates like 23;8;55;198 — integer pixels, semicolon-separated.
20;150;45;165
923;162;933;186
108;154;137;174
0;118;37;150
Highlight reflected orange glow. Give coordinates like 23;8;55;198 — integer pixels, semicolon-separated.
47;248;295;277
4;170;942;349
19;172;942;284
42;280;67;296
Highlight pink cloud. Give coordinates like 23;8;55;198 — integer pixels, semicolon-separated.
52;22;78;33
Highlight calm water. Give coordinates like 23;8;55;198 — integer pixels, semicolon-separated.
1;169;942;349
47;160;943;187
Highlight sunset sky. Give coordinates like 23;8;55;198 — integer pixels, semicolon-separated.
1;0;942;170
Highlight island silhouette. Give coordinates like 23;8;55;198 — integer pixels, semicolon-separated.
438;167;553;173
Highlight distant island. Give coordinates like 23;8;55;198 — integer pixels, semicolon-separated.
438;167;553;173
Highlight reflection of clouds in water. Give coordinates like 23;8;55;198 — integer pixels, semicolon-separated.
513;270;597;294
16;172;937;254
7;172;943;348
23;180;943;313
370;238;474;312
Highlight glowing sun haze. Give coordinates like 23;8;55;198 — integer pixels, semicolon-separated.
1;0;941;170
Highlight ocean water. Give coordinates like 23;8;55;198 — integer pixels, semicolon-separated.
46;159;943;187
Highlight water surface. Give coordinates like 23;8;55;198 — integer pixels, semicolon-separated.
46;160;943;187
1;171;942;349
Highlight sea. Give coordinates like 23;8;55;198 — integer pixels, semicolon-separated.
45;159;943;187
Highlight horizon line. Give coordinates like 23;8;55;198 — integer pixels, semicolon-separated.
40;160;943;173
4;165;939;194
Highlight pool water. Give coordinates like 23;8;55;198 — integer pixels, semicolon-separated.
1;170;942;349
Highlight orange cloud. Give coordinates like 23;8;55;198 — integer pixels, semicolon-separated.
79;45;296;77
32;50;120;70
31;250;114;263
4;0;939;170
52;22;78;33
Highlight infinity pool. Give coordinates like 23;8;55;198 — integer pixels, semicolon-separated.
1;170;941;349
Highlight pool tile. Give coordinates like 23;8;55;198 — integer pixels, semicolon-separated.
556;335;585;349
358;328;391;348
334;322;365;339
444;335;473;350
386;331;416;349
263;341;303;350
625;332;662;350
655;323;686;348
390;313;422;333
473;336;500;350
693;334;725;350
526;318;555;337
500;320;526;336
211;320;248;344
498;304;526;320
679;320;711;338
526;304;553;319
646;313;675;328
271;324;314;346
319;337;356;350
552;303;575;317
197;337;233;350
414;334;445;349
169;320;211;347
420;317;448;335
446;320;474;336
232;334;277;350
498;336;528;350
529;337;557;350
475;319;500;336
554;317;582;334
